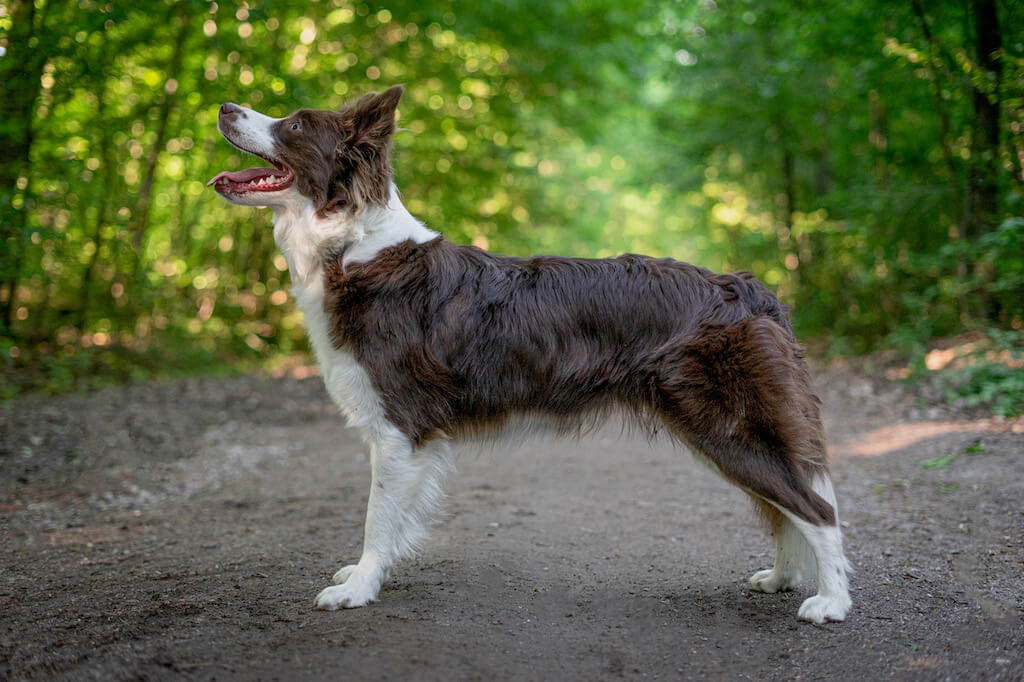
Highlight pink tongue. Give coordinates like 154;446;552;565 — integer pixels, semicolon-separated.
206;167;276;186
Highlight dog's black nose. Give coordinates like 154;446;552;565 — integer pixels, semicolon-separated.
220;102;242;118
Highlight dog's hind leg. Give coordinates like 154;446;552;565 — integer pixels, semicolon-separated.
657;316;851;622
771;472;851;623
315;428;452;610
719;457;850;623
748;501;812;593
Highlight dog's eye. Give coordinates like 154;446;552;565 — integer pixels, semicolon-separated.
291;122;301;131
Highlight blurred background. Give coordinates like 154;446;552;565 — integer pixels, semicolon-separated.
1;0;1022;410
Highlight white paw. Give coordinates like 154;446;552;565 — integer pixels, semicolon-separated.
797;593;851;623
749;568;796;593
332;564;357;584
314;581;378;610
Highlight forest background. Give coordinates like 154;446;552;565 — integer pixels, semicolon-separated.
1;0;1022;414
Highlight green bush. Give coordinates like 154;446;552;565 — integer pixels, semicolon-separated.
910;329;1024;417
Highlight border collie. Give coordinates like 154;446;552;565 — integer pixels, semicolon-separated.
209;86;852;623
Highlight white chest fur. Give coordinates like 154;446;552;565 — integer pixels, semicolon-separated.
290;276;388;440
270;185;437;442
271;187;436;443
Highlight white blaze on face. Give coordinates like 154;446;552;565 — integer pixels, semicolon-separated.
217;105;283;158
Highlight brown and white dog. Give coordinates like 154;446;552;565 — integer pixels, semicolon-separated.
209;86;852;623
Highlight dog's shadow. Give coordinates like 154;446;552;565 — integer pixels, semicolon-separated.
383;556;807;633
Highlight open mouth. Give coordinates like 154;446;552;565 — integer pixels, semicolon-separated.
207;144;295;195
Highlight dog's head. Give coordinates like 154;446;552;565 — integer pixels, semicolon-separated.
209;85;403;216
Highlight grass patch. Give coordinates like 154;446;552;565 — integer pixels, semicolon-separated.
907;329;1024;417
920;442;985;470
920;453;959;469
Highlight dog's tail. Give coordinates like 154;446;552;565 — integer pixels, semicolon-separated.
654;315;834;526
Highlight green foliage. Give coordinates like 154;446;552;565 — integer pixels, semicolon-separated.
934;334;1024;417
921;441;986;470
909;329;1024;416
920;453;958;470
1;0;1022;397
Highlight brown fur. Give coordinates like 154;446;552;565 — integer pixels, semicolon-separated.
323;238;835;526
271;86;403;216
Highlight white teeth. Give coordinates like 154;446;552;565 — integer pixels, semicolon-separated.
229;175;285;190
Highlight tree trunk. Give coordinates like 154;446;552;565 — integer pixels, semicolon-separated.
781;145;796;234
130;6;191;254
781;143;805;293
0;0;48;331
868;89;889;186
77;67;117;332
966;0;1002;242
966;0;1003;321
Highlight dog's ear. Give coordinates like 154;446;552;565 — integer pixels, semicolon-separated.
323;86;404;216
347;85;404;143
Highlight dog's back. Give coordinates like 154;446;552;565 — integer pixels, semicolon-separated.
323;238;794;439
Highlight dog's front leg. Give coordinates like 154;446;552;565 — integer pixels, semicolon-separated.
314;430;451;610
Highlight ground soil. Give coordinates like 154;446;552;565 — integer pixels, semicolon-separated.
1;362;1022;681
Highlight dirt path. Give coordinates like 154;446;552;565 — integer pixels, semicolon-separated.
2;365;1022;680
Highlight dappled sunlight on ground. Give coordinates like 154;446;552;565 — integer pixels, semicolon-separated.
832;417;1024;457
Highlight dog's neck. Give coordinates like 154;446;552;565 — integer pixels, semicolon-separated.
272;184;436;285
